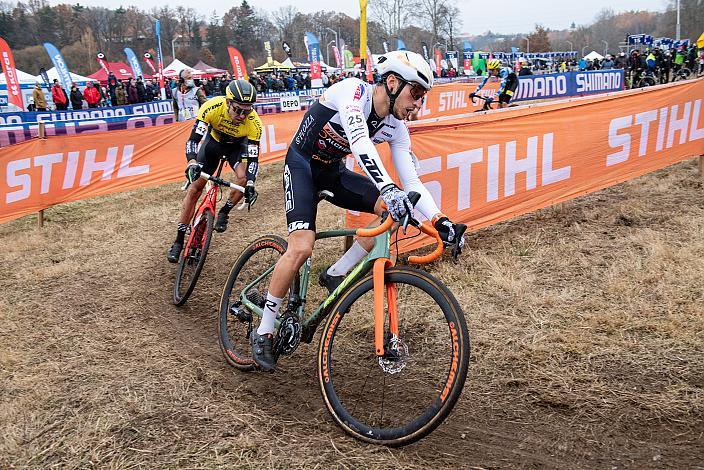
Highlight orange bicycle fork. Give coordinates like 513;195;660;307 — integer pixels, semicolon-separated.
373;258;398;357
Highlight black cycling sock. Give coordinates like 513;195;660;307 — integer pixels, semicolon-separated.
176;223;188;243
220;200;235;214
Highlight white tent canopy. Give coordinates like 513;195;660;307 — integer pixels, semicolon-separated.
162;59;199;77
583;51;604;61
1;68;41;84
36;67;93;85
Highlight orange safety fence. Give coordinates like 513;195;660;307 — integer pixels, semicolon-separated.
1;80;702;234
0;81;494;224
347;79;704;252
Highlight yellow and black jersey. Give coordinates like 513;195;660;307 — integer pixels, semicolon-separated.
196;96;262;145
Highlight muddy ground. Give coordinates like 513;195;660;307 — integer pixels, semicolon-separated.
1;159;702;469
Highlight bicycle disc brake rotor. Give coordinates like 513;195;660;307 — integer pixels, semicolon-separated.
378;334;409;374
275;312;301;356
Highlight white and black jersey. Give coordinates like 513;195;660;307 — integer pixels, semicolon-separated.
284;77;440;233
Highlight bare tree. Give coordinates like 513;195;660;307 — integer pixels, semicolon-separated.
271;5;298;41
440;3;461;50
370;0;412;38
415;0;450;47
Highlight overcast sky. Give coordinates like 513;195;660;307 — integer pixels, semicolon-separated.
57;0;669;35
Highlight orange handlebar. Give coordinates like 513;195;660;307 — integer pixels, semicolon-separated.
408;222;444;264
356;215;394;237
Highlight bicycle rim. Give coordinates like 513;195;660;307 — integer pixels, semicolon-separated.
173;211;214;306
318;267;470;446
218;235;299;370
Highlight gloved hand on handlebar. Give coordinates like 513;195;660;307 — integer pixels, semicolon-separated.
380;184;413;222
469;92;477;98
244;181;258;206
185;161;203;184
433;215;466;249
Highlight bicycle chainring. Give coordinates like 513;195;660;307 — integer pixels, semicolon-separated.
274;311;301;356
378;334;409;374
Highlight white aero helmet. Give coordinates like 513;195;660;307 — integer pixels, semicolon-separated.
376;50;434;90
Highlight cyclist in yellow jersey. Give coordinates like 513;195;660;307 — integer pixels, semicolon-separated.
168;79;262;263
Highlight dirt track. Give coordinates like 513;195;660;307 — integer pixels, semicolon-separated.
1;159;703;468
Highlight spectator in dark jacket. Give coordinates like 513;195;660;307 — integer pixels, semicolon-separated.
136;76;146;102
126;78;139;104
69;83;83;109
107;72;118;106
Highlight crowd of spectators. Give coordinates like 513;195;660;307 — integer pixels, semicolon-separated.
21;44;704;111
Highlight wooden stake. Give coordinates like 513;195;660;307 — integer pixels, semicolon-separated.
699;156;703;178
37;122;46;228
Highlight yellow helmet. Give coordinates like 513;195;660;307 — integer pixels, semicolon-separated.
487;59;502;70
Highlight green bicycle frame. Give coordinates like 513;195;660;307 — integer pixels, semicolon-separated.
239;228;392;330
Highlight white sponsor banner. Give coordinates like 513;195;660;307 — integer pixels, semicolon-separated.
280;95;301;112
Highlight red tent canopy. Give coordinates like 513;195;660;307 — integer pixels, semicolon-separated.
87;61;153;82
192;60;228;77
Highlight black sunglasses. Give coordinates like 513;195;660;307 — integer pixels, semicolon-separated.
228;101;253;116
396;76;427;101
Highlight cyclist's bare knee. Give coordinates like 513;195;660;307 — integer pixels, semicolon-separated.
285;229;315;265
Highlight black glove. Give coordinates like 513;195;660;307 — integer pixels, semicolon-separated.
434;216;466;249
185;161;202;183
469;92;477;99
244;181;257;205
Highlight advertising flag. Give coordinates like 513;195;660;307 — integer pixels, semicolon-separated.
382;39;389;53
282;41;292;57
305;32;322;87
434;48;442;75
38;67;51;88
155;20;165;99
421;43;430;61
264;41;273;64
96;52;109;73
344;49;354;68
43;42;73;96
143;52;156;74
0;37;24;110
397;38;407;51
365;46;374;81
332;45;342;68
227;46;248;80
124;48;143;78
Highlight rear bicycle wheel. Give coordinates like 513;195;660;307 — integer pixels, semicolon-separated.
218;235;299;370
173;210;214;306
638;76;656;88
318;267;470;446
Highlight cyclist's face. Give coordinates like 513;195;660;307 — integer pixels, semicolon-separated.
390;75;427;120
227;100;253;121
489;68;499;76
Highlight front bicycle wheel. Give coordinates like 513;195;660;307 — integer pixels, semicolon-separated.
218;235;299;370
173;210;214;306
318;267;470;446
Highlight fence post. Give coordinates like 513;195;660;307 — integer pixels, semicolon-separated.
699;155;703;178
37;122;46;228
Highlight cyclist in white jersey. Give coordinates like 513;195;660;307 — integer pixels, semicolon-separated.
249;50;466;371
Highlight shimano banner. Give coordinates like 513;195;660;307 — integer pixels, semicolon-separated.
512;69;624;102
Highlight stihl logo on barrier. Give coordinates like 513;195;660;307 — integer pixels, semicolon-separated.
607;99;704;166
3;145;149;204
